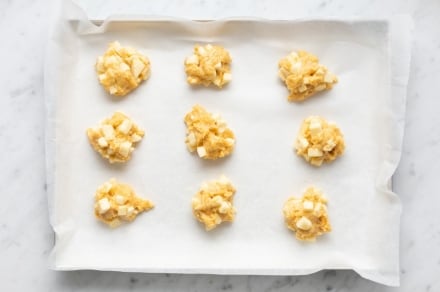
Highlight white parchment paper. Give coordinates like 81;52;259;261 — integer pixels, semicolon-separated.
44;1;412;286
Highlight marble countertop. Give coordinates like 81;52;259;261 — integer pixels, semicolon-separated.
1;0;439;291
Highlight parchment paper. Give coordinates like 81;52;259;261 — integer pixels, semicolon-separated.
44;1;412;286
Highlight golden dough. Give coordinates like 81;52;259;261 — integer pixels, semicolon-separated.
283;187;331;241
184;104;235;160
294;116;345;166
87;111;144;163
192;176;236;231
94;179;154;227
96;41;150;96
184;44;232;88
278;50;337;101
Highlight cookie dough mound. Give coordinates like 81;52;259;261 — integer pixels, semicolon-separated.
294;116;345;166
184;44;232;88
94;179;154;227
283;187;331;241
278;50;337;101
87;111;144;163
96;41;151;96
184;105;235;160
192;175;236;231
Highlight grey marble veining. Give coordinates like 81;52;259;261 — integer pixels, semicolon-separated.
1;0;439;291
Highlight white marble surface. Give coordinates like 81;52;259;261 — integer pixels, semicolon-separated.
0;0;439;290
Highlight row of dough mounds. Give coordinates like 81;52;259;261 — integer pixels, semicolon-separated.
94;177;331;242
95;42;338;103
87;107;344;166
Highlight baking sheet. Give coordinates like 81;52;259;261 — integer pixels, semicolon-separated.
44;1;412;286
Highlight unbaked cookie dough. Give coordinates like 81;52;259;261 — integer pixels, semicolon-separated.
278;50;337;101
192;175;236;231
294;116;345;166
96;41;151;96
184;104;235;160
87;111;144;163
94;179;154;227
184;44;232;88
283;186;331;241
